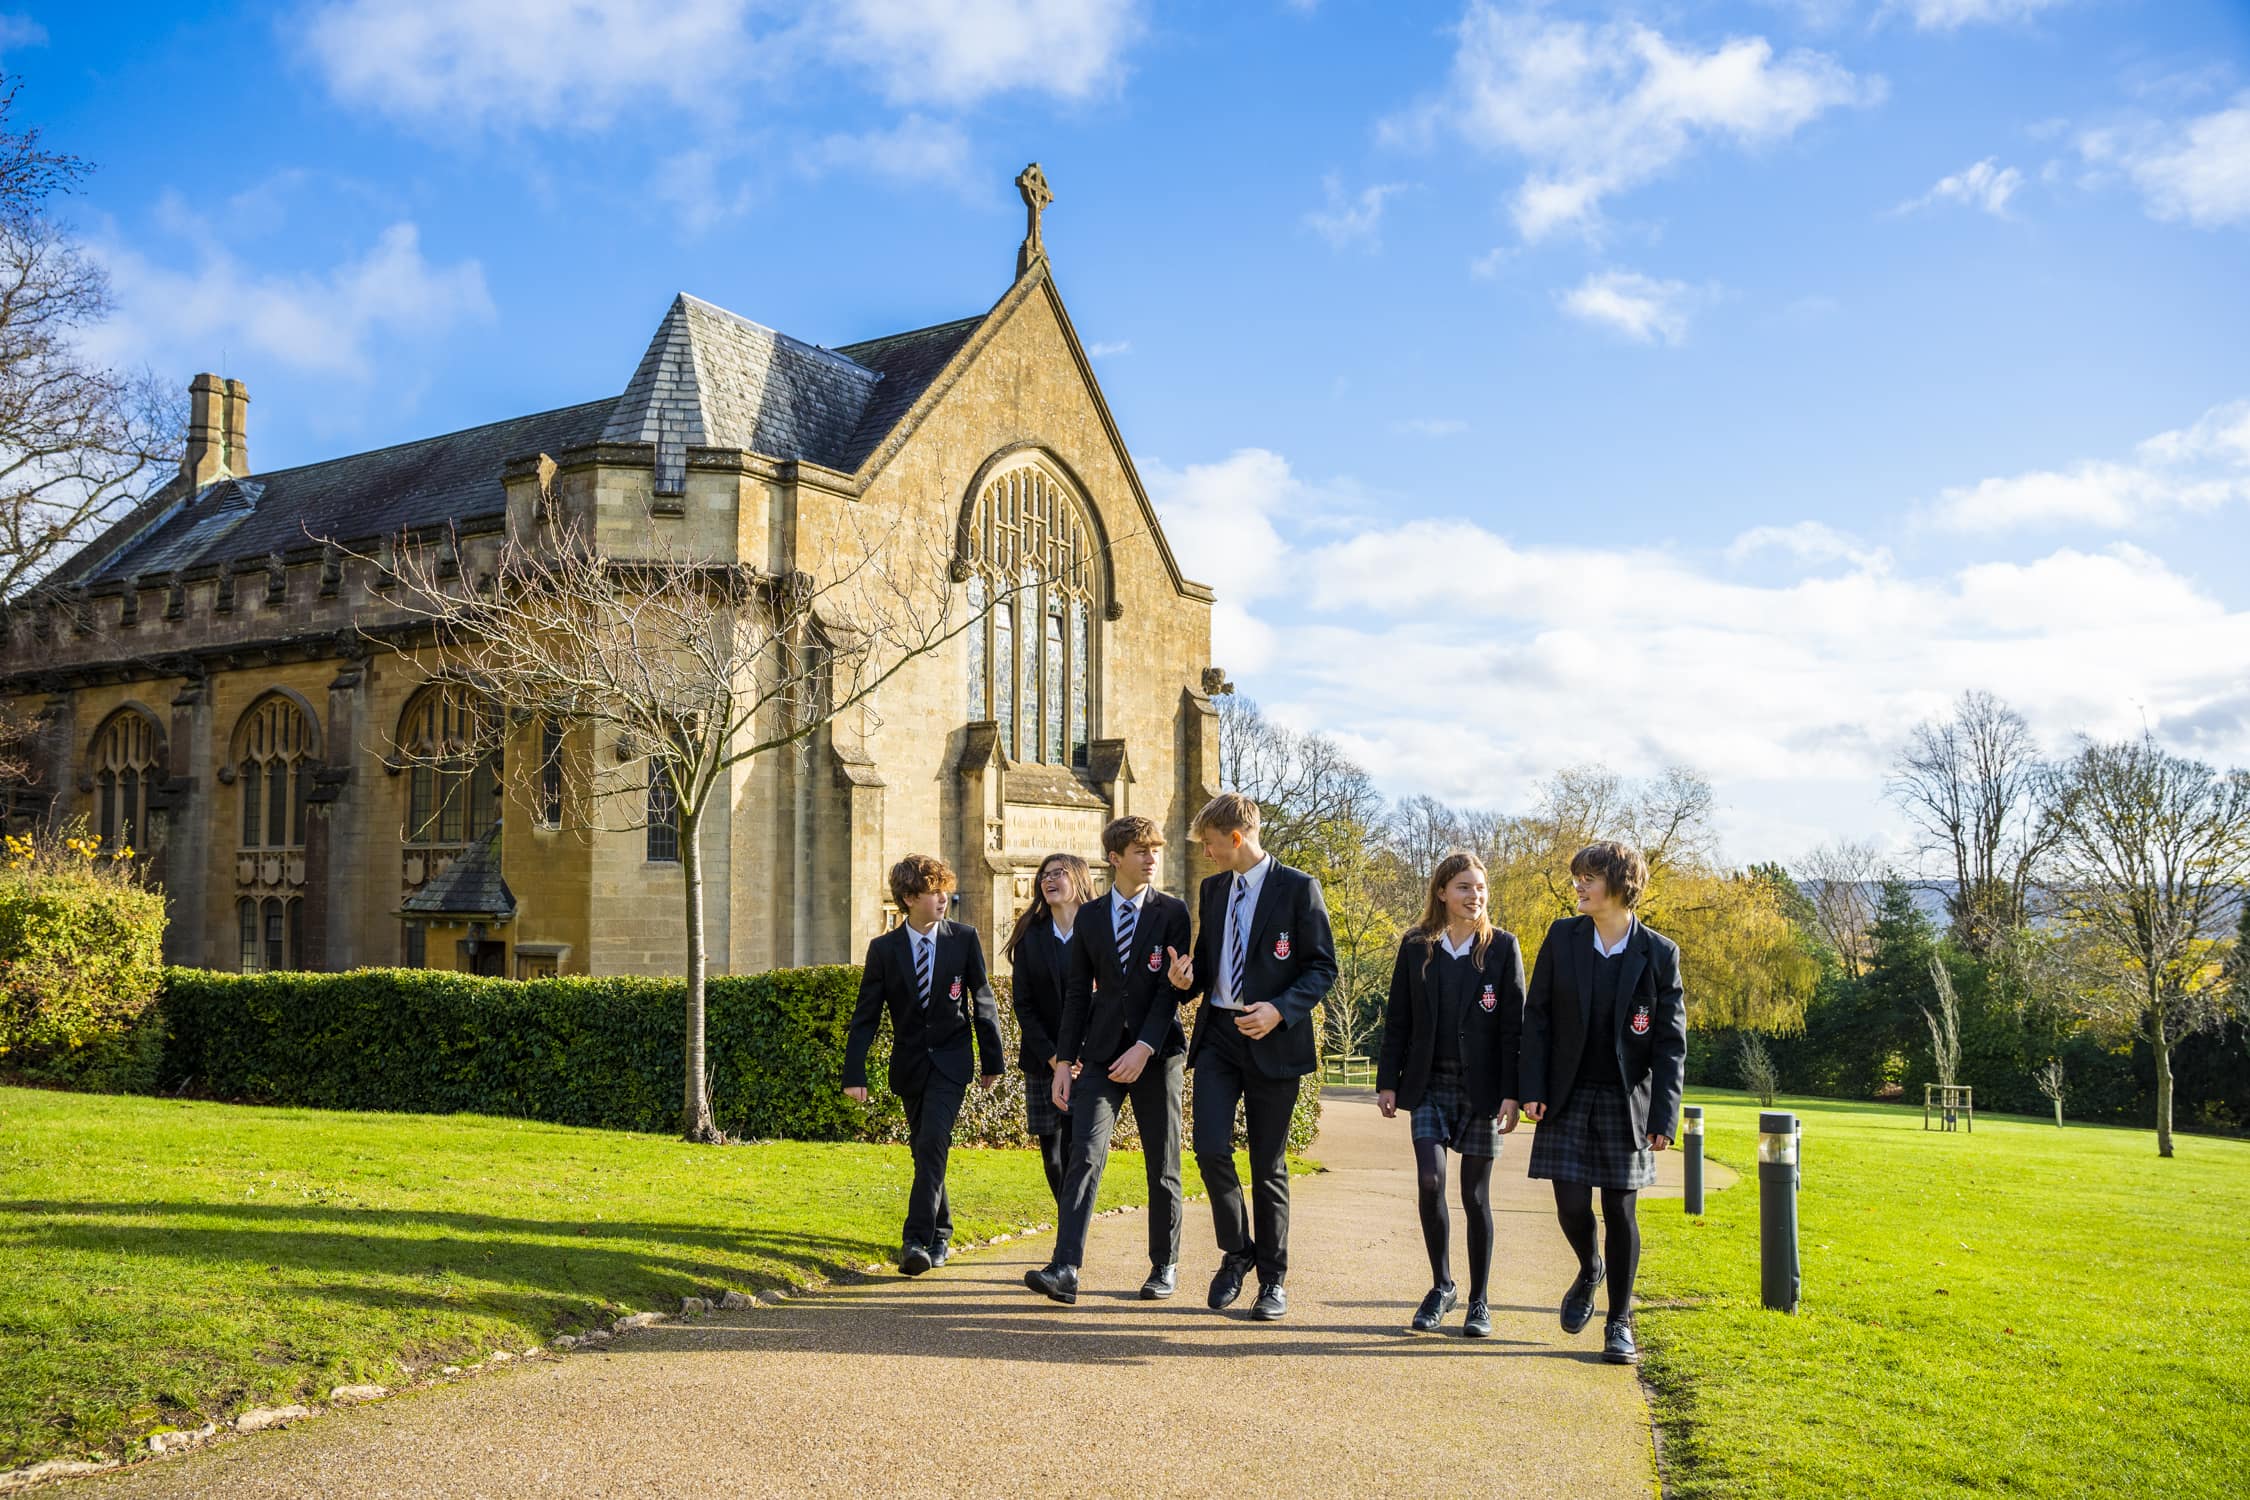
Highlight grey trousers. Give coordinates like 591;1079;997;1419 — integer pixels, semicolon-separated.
1053;1051;1185;1270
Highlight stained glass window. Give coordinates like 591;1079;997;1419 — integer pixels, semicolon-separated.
961;462;1102;765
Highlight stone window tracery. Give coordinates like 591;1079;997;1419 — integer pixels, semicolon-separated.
963;462;1097;766
89;709;164;855
400;687;501;849
235;694;315;852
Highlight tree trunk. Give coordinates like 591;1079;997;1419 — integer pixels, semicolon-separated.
2053;1097;2063;1128
2153;1024;2174;1159
680;806;721;1144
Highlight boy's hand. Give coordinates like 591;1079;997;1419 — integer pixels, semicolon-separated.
1166;947;1194;990
1108;1041;1153;1083
979;1073;1001;1093
1234;1001;1281;1039
844;1086;868;1104
1375;1090;1397;1119
1051;1062;1073;1111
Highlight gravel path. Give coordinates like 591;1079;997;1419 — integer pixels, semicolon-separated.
83;1089;1712;1499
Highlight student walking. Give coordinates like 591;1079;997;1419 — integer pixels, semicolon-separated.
1375;851;1525;1338
1174;793;1337;1322
842;854;1005;1277
1023;816;1193;1304
1520;841;1688;1364
1004;852;1097;1213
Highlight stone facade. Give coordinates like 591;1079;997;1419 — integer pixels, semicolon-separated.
2;178;1222;978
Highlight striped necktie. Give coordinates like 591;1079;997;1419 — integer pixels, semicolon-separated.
914;931;933;1009
1116;894;1137;974
1226;874;1251;1004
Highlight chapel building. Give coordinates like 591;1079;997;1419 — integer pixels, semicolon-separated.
1;167;1224;978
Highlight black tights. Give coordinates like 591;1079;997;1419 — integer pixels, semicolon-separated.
1414;1139;1495;1300
1552;1182;1641;1325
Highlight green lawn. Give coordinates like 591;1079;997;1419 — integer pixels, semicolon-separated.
1638;1092;2250;1499
0;1086;1179;1469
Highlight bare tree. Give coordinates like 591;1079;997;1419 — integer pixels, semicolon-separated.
365;502;984;1143
0;79;180;603
1924;955;1963;1091
2033;1057;2067;1128
1216;693;1379;868
2038;733;2250;1157
1888;690;2055;952
1738;1032;1779;1106
1796;838;1884;978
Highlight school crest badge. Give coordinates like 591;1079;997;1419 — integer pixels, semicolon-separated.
1274;932;1291;960
1630;1007;1650;1036
949;978;964;1002
1480;984;1498;1013
1147;949;1164;972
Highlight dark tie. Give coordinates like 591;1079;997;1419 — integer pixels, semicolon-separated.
915;933;932;1009
1226;875;1250;1004
1116;896;1137;974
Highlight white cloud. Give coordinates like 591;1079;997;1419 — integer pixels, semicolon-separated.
1388;3;1880;241
1897;156;2023;216
1558;270;1698;344
2080;95;2250;229
1084;339;1132;357
651;148;758;236
296;0;1143;131
83;210;494;380
795;115;976;187
0;12;46;54
1726;520;1889;571
1305;175;1409;250
1926;400;2250;532
1886;0;2069;30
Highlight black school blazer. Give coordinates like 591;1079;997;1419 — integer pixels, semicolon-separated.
1183;860;1339;1081
1060;889;1194;1068
1008;921;1074;1075
1375;930;1526;1115
842;920;1005;1096
1519;915;1688;1144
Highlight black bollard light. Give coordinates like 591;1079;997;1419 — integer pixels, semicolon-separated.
1758;1110;1801;1314
1682;1105;1705;1216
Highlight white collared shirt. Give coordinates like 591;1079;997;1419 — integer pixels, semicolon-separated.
1436;928;1477;959
1051;920;1074;945
908;921;937;983
1113;884;1150;924
1591;917;1638;959
1216;854;1274;1007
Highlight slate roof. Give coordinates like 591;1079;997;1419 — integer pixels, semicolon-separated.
64;292;989;587
398;825;516;921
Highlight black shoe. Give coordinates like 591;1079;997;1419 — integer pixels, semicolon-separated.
1250;1283;1288;1321
929;1240;951;1269
1140;1264;1177;1300
1603;1318;1640;1365
899;1244;933;1277
1023;1263;1078;1304
1463;1298;1492;1339
1561;1257;1604;1334
1410;1284;1458;1332
1207;1253;1254;1311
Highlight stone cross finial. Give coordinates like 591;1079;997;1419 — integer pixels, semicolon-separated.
1016;162;1053;277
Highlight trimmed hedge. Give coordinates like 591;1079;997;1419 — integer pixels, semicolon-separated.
156;967;1322;1154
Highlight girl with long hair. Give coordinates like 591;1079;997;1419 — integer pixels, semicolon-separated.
1005;852;1096;1209
1375;851;1525;1337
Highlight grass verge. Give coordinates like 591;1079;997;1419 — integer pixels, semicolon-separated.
1638;1091;2248;1499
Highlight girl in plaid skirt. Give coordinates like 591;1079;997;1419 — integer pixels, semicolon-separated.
1521;841;1688;1366
1004;854;1096;1212
1375;852;1526;1338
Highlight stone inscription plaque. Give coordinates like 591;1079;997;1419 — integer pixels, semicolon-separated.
1002;802;1104;859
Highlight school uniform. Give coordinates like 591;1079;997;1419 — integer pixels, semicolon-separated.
842;919;1006;1256
1521;915;1687;1190
1010;919;1077;1206
1181;855;1338;1290
1049;883;1193;1273
1376;928;1526;1159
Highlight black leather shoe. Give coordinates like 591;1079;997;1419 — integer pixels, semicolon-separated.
1463;1298;1493;1339
1410;1284;1457;1332
1250;1283;1288;1321
1140;1264;1177;1300
1603;1318;1640;1365
1561;1257;1604;1334
1207;1254;1253;1311
929;1241;951;1269
899;1244;932;1277
1023;1263;1078;1304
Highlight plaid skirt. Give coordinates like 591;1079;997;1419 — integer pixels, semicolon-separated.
1024;1068;1068;1139
1410;1063;1502;1159
1528;1082;1656;1190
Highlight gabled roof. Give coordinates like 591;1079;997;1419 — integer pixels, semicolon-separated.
398;825;515;922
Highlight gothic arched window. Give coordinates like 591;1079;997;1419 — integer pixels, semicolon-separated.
963;462;1097;766
233;694;317;851
399;686;501;846
89;709;164;855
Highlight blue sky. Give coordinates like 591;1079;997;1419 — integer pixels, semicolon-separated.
15;0;2250;865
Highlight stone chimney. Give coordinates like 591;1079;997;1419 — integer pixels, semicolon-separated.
224;378;250;477
183;374;226;487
